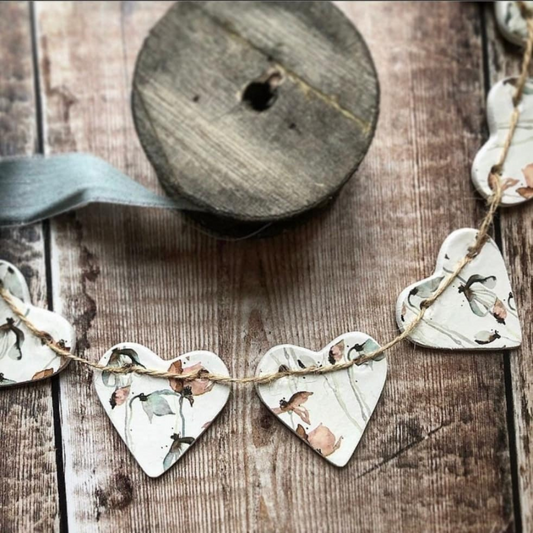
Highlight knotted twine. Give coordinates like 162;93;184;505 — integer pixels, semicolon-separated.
1;6;532;386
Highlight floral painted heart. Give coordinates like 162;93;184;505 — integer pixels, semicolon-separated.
93;343;230;477
0;260;75;387
396;228;522;350
472;77;533;206
255;333;387;467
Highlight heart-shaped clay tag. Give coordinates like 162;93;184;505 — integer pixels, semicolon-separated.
0;260;75;387
94;343;230;477
472;77;533;206
495;2;533;46
255;333;387;467
396;229;522;350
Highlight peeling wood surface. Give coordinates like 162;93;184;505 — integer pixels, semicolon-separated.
0;2;59;532
0;2;530;532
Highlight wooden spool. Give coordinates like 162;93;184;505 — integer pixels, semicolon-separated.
132;1;379;237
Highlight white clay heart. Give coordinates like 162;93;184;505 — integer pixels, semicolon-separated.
495;2;533;46
94;343;231;477
396;229;522;350
0;260;75;387
472;77;533;206
255;333;387;467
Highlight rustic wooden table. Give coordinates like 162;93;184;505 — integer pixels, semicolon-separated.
1;2;531;532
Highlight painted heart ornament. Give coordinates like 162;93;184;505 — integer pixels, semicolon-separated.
0;260;75;387
396;229;522;350
255;333;387;467
472;77;533;206
94;343;230;477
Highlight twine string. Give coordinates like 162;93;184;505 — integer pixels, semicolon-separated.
1;7;532;386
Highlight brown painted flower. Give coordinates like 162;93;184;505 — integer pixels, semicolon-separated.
489;174;519;192
492;298;508;324
296;423;343;457
272;391;313;425
517;164;533;199
110;385;131;409
168;360;213;396
328;340;344;364
32;368;54;381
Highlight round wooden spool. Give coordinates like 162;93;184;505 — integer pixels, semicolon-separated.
132;1;379;237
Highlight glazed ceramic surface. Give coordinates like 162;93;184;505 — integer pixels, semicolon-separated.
495;1;533;46
256;333;387;467
94;343;231;477
0;260;74;387
472;77;533;206
396;229;521;350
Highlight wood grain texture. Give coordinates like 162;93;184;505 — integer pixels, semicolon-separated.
483;4;533;531
0;2;59;531
0;1;522;531
132;1;379;232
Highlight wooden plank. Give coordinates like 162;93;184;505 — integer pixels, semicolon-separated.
483;4;533;531
35;1;513;531
0;2;60;531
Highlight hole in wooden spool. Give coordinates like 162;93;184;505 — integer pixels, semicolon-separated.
242;71;283;112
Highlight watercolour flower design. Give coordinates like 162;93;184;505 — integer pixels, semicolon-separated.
396;228;521;350
0;260;75;387
516;164;533;199
474;331;502;345
0;317;25;360
347;338;384;365
489;164;533;200
407;276;445;307
256;333;387;467
163;433;195;470
110;386;131;409
130;390;176;423
328;341;344;364
168;360;214;405
458;275;503;320
32;368;54;380
101;347;145;388
296;423;343;457
495;1;533;46
472;77;533;206
0;262;30;302
101;346;146;408
272;391;313;425
94;343;230;477
0;373;16;386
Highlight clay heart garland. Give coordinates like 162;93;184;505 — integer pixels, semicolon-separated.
255;333;387;467
94;343;230;477
495;1;533;46
0;260;75;387
472;77;533;206
396;229;522;350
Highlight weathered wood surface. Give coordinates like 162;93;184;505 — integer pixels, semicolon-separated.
0;2;60;532
484;6;533;532
132;1;379;234
0;2;530;531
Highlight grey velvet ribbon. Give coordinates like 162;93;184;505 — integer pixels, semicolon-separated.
0;153;198;227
